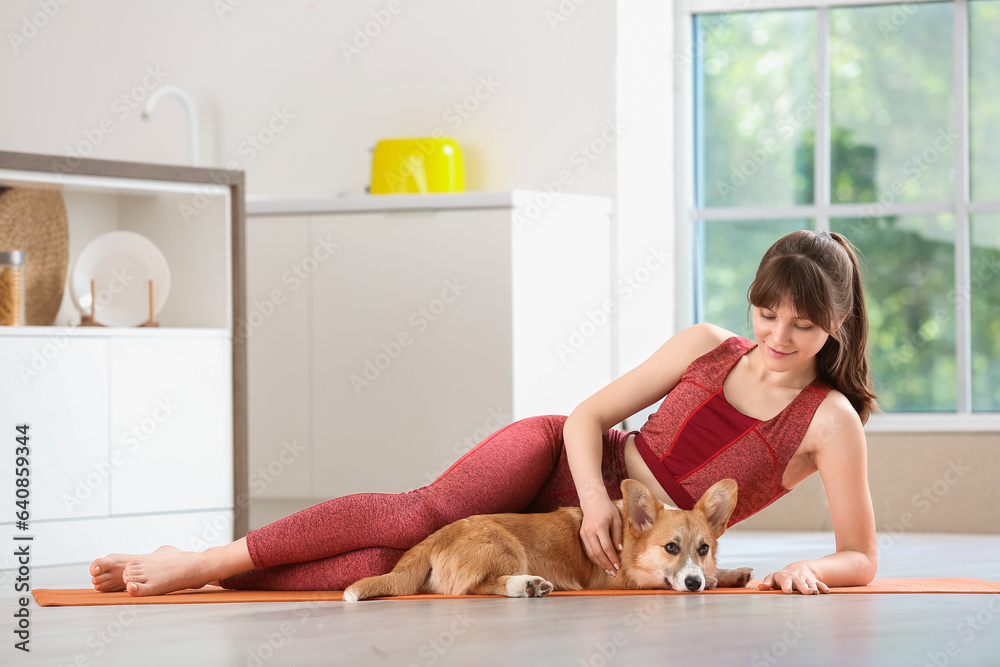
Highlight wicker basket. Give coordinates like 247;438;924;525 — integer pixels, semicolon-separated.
0;187;70;326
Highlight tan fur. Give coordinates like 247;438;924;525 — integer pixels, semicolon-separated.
344;479;751;601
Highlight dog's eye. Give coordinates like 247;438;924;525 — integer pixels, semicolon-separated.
698;543;710;557
664;542;679;554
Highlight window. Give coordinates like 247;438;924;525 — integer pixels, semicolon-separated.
687;0;1000;422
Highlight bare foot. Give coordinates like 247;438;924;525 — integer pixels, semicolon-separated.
90;553;136;592
92;537;253;597
121;545;220;597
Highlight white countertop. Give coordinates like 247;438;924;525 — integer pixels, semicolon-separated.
246;190;613;216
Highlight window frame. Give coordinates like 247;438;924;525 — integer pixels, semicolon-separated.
674;0;1000;431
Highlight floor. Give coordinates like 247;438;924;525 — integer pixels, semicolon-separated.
4;531;999;667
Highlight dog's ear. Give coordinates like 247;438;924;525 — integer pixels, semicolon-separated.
621;479;659;534
694;479;738;537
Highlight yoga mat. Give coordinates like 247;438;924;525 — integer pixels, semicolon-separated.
32;578;1000;607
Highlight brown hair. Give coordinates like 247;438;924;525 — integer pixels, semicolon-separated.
747;230;878;424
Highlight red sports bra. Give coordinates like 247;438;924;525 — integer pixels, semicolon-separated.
634;336;831;526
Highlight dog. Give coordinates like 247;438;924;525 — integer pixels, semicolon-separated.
344;478;752;601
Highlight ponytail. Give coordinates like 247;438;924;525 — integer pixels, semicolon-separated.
817;232;879;424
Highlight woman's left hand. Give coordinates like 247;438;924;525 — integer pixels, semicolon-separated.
759;562;831;595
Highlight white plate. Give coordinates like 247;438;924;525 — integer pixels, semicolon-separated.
70;231;171;327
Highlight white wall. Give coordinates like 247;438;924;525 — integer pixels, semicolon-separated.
615;0;676;427
0;0;618;199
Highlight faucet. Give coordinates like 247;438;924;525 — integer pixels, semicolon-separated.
142;85;201;166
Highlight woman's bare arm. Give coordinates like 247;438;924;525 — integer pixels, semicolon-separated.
759;393;878;594
563;323;731;572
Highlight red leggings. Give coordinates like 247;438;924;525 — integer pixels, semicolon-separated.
219;415;630;590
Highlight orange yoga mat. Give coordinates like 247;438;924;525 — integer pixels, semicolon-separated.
32;578;1000;607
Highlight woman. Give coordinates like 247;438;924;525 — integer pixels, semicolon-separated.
91;229;878;596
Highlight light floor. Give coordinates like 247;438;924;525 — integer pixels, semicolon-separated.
5;531;1000;667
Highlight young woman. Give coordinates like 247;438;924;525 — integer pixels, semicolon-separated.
91;229;878;597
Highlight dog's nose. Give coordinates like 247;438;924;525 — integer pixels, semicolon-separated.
684;575;703;592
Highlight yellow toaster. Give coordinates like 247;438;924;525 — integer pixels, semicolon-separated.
370;137;466;194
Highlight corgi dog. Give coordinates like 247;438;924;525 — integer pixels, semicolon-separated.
344;478;751;601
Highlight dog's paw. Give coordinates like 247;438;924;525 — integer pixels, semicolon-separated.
714;567;754;588
506;575;554;598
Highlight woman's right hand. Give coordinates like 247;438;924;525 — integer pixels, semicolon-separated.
579;494;623;575
565;324;730;576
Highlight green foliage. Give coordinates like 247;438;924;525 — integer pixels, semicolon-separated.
970;216;1000;411
832;216;957;412
970;2;1000;201
698;9;816;208
794;127;879;204
696;3;1000;412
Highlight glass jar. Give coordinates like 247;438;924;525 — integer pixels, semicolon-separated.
0;250;25;326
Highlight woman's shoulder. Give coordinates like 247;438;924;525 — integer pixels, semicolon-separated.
804;387;866;453
642;323;744;384
815;387;862;423
674;322;739;355
668;323;750;366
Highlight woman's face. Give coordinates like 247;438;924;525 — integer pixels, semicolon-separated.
752;296;831;378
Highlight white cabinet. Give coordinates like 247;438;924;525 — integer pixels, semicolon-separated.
0;337;110;521
246;192;612;509
0;151;246;567
108;335;233;515
243;217;312;500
